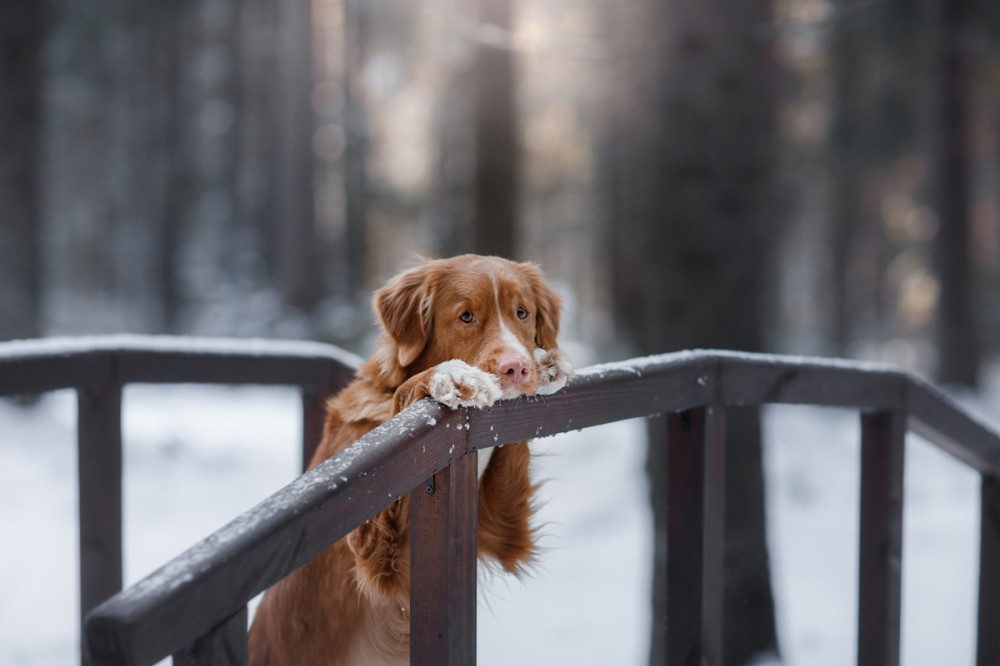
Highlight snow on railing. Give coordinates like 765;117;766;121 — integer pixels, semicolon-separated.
2;339;999;666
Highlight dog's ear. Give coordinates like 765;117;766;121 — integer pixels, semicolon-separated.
374;263;435;368
522;263;562;351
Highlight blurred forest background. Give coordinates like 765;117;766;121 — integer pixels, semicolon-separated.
3;0;1000;663
4;0;1000;385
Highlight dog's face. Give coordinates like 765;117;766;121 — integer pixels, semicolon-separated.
374;255;562;398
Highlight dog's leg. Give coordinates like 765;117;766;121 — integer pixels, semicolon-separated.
476;441;536;572
346;494;412;605
348;360;503;603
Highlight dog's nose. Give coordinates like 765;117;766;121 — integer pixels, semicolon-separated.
499;357;531;384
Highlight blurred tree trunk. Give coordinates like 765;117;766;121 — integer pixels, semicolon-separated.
0;1;46;340
619;0;781;663
473;0;518;259
155;3;187;333
342;0;369;298
929;0;979;387
275;0;322;311
233;0;280;316
828;0;865;356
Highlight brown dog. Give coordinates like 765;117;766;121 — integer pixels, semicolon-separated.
248;255;572;665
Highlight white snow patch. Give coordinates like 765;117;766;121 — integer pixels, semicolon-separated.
477;448;494;479
575;349;900;381
0;334;364;367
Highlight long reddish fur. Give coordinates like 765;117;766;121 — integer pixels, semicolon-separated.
248;255;565;665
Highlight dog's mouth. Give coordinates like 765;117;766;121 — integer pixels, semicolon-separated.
495;367;539;400
500;383;532;400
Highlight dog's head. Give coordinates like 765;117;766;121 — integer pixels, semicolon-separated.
369;255;563;397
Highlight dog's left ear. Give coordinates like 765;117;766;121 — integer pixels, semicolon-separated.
374;262;436;368
522;263;562;351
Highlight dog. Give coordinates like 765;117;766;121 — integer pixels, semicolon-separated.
248;255;572;665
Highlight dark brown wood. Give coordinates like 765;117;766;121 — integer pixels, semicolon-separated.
857;410;905;666
907;379;1000;476
467;355;717;452
410;451;479;666
84;401;467;666
719;354;907;412
0;340;985;666
978;475;1000;666
172;607;248;666
78;385;123;664
0;337;361;397
300;389;331;471
655;406;725;666
0;348;113;396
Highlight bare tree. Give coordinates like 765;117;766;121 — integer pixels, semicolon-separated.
928;0;979;387
473;0;518;259
0;2;45;341
342;0;369;298
275;0;323;311
614;0;782;662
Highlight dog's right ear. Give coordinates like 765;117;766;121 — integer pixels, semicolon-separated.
374;263;435;368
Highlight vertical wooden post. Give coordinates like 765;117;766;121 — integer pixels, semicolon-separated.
301;389;330;472
657;405;726;666
172;607;248;666
78;384;123;665
410;451;479;666
977;474;1000;665
857;410;905;666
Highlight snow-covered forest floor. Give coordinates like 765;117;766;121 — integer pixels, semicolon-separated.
0;367;992;665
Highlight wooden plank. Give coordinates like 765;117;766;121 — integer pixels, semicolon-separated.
73;348;1000;666
857;410;905;666
410;452;479;666
84;401;465;666
656;406;726;666
977;475;1000;666
908;379;1000;477
0;337;362;395
172;607;248;666
78;385;124;665
0;349;112;396
467;355;717;451
720;357;906;412
300;389;331;472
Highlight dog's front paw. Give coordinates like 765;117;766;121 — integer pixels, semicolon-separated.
429;360;502;409
533;348;573;396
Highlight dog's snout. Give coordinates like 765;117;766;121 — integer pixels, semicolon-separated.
499;357;531;384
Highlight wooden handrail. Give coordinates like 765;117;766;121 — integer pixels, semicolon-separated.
0;336;362;665
3;339;999;665
0;335;362;395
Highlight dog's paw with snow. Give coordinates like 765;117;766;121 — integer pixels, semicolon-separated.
430;360;503;409
533;347;573;396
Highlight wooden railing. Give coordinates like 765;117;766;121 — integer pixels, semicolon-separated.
2;338;999;665
0;335;361;666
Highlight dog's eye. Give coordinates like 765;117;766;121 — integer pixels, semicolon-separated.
516;306;529;320
459;310;475;324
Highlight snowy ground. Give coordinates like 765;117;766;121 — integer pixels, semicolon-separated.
0;380;989;665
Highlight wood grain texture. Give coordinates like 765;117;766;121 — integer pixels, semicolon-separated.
410;453;478;666
857;411;905;666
